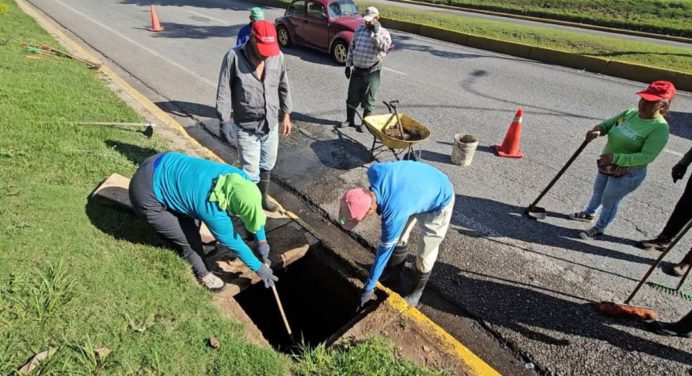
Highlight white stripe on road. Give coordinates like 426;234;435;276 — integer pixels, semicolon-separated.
383;67;407;76
182;8;232;25
664;148;683;157
51;0;217;88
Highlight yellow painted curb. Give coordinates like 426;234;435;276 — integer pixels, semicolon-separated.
20;1;501;374
383;290;502;376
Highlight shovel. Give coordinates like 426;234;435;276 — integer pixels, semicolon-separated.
384;100;405;139
525;139;590;219
75;121;155;138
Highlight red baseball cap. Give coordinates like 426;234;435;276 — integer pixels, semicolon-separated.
339;188;372;230
636;81;676;102
251;20;280;57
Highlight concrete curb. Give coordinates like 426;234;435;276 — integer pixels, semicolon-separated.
383;0;692;43
380;18;692;91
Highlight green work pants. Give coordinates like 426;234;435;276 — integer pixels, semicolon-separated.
346;68;381;114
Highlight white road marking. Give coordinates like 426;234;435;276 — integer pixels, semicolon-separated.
664;149;683;157
182;8;232;25
383;67;407;76
51;0;217;88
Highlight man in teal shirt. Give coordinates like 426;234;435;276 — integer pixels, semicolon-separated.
129;152;277;291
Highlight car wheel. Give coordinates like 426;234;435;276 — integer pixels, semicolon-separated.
332;40;348;65
277;26;292;47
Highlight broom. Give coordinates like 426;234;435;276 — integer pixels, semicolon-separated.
597;220;691;320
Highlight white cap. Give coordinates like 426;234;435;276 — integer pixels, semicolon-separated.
363;6;379;22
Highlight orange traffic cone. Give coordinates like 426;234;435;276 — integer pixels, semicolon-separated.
149;5;164;32
494;108;524;158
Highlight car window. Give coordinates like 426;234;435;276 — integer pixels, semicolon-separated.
307;2;327;19
327;0;358;18
287;0;306;15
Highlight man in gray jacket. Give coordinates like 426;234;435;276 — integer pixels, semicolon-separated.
216;20;292;212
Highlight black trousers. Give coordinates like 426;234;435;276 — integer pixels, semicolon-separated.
128;153;209;278
660;177;692;240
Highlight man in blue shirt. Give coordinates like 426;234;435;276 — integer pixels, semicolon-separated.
339;161;455;307
236;7;265;47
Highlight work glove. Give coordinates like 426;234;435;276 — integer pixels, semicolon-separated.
219;121;234;145
373;21;381;34
256;264;278;288
357;289;374;311
256;241;271;265
672;163;687;183
344;66;351;79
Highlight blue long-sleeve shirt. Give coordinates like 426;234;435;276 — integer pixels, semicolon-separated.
153;152;265;271
236;23;251;47
364;161;454;290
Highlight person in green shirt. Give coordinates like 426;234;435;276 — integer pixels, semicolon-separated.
569;81;676;240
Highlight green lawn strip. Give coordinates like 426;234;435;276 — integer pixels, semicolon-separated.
0;1;288;374
360;2;692;74
294;336;449;375
395;0;692;37
1;1;443;374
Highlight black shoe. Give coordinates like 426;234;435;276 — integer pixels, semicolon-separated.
645;321;691;338
354;125;364;133
637;236;670;251
579;227;604;240
258;170;279;212
663;262;690;277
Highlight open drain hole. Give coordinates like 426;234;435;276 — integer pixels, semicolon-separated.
235;250;362;352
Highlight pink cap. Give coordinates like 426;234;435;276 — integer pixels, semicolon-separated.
339;188;372;230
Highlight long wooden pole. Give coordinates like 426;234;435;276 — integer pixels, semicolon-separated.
271;284;293;340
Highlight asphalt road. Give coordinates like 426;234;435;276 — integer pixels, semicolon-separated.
27;0;692;374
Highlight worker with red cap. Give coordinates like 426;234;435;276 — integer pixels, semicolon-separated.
340;161;455;308
216;20;292;213
569;80;676;240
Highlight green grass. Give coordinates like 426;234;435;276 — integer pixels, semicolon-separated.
294;337;449;376
399;0;692;37
0;1;288;374
0;1;443;374
360;2;692;73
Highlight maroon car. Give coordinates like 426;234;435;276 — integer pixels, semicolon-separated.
274;0;364;64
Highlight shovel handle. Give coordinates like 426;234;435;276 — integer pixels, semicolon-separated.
271;284;293;338
527;139;590;211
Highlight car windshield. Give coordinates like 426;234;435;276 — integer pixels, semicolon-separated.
328;0;359;18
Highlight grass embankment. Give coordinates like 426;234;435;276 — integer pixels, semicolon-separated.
358;2;692;74
394;0;692;38
0;1;444;374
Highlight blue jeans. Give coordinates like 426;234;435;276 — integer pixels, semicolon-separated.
584;169;647;232
232;124;279;183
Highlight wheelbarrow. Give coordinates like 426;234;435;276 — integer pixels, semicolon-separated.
349;101;431;161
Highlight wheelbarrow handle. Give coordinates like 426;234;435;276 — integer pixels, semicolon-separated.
383;101;393;113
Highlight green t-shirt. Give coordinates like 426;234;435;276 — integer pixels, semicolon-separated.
598;108;669;167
